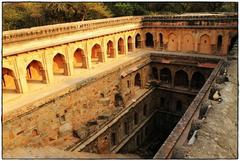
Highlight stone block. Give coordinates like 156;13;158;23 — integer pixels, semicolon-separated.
59;122;72;136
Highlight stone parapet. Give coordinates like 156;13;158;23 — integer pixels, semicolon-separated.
3;16;143;44
3;13;237;44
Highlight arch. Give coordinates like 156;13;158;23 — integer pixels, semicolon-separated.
228;34;238;53
124;122;129;135
176;100;182;112
143;104;147;116
152;67;158;80
107;40;114;58
174;70;189;88
127;36;133;52
217;35;223;51
160;97;165;107
168;33;178;51
145;32;154;47
118;38;124;55
159;33;164;48
53;53;68;75
2;68;18;93
73;48;87;68
111;132;117;146
91;44;103;63
191;72;205;90
134;112;138;125
26;60;46;83
199;34;211;54
160;68;172;84
182;34;194;52
134;73;141;87
135;33;141;48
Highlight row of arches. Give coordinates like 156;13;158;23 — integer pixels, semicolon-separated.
152;67;206;90
143;32;225;54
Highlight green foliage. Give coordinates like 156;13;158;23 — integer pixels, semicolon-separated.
3;2;238;31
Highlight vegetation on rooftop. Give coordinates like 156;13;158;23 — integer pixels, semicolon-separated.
3;2;237;31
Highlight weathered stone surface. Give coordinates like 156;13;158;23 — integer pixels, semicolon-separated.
59;123;73;136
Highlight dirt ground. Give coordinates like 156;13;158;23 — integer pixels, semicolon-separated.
179;59;238;159
3;146;140;159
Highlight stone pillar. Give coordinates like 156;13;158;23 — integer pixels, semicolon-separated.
44;48;54;83
66;44;74;76
18;72;28;93
101;38;107;62
222;34;229;56
124;36;128;54
14;78;22;93
114;36;119;59
86;42;92;69
177;32;181;51
171;70;175;88
194;32;199;53
154;32;158;50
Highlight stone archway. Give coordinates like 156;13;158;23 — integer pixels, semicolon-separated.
135;34;141;48
91;44;103;63
145;32;154;48
228;34;238;54
2;68;18;93
26;60;46;83
118;38;124;55
74;48;87;68
159;33;164;48
107;40;114;58
152;67;158;80
134;73;141;87
168;33;178;51
174;70;189;88
127;36;133;52
160;68;172;84
190;72;205;90
182;34;194;52
217;35;223;51
199;34;211;54
53;53;68;75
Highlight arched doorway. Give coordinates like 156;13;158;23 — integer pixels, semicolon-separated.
145;32;154;48
199;34;211;54
217;35;223;51
74;48;87;68
135;34;141;48
168;33;178;51
159;33;163;48
134;112;139;125
26;60;46;83
160;68;172;84
2;68;18;93
127;36;133;52
118;38;124;55
53;53;68;75
107;41;114;58
152;67;158;80
174;70;189;88
134;73;141;87
91;44;103;63
182;34;194;52
228;34;238;53
191;72;205;90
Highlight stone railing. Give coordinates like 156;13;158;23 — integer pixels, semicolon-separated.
142;13;238;28
142;12;237;21
3;16;143;43
3;13;237;44
153;59;224;159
